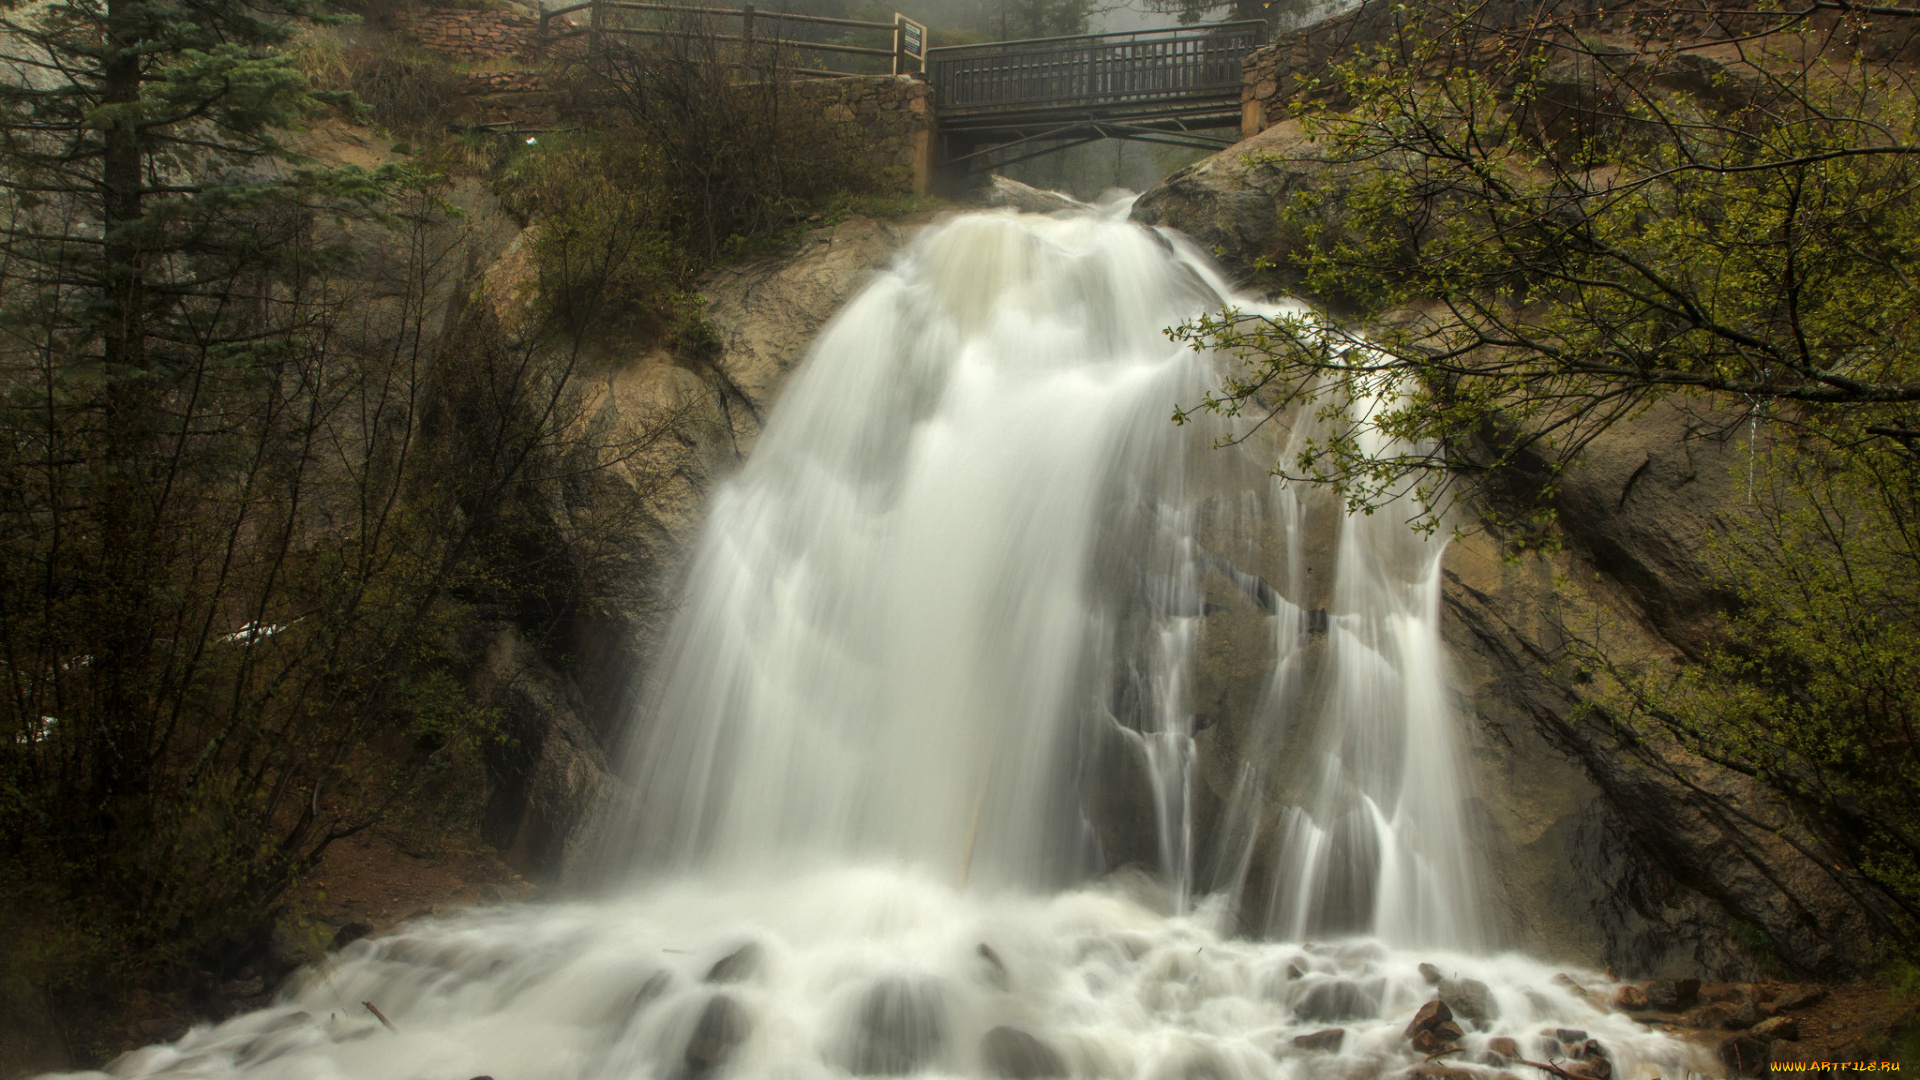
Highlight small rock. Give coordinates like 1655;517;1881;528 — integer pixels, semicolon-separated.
1679;1004;1731;1029
1575;1039;1609;1062
707;943;763;984
1610;985;1649;1011
1418;962;1442;984
1291;1028;1344;1053
1553;1029;1587;1045
1438;978;1498;1026
1487;1037;1520;1060
1724;1000;1759;1030
1551;973;1584;994
1285;962;1305;980
980;1026;1065;1079
1717;1034;1769;1078
1751;1015;1800;1042
976;944;1009;991
1647;978;1701;1012
1404;999;1453;1039
330;922;374;951
1771;986;1827;1012
1564;1062;1609;1080
1410;1020;1463;1053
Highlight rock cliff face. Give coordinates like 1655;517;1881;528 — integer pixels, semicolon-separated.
1133;123;1880;979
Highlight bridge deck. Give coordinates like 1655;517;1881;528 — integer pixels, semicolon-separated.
925;22;1264;136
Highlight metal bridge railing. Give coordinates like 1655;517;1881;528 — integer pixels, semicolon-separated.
924;21;1265;117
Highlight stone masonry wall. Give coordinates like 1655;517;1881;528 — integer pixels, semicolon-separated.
790;75;934;196
392;7;568;65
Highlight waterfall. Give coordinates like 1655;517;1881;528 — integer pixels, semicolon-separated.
66;198;1710;1080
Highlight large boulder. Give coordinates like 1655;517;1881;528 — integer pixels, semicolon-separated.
1132;120;1364;302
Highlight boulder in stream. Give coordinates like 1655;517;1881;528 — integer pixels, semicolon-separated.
706;942;764;984
1290;1028;1344;1053
1438;977;1497;1026
843;977;947;1075
683;994;751;1079
980;1026;1066;1079
1402;999;1453;1039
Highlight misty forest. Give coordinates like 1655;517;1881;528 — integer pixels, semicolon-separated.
0;0;1918;1078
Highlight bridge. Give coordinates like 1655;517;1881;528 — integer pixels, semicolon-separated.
924;22;1267;173
541;5;1266;176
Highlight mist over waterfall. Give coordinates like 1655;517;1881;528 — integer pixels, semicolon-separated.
70;199;1710;1080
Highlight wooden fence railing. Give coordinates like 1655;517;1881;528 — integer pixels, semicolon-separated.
540;1;928;77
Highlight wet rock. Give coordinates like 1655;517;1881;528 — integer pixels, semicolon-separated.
1409;1064;1476;1080
1771;986;1827;1012
1418;963;1443;984
1646;978;1700;1012
706;942;764;984
1293;979;1382;1023
980;1026;1065;1079
1717;1034;1770;1078
1574;1039;1609;1063
1564;1061;1610;1080
1610;985;1649;1010
684;994;751;1079
1410;1021;1464;1054
1285;962;1305;980
1724;1000;1759;1030
1751;1015;1800;1042
1291;1028;1344;1053
1551;974;1585;995
1487;1037;1521;1060
330;922;375;951
975;944;1010;991
1438;978;1497;1026
1679;1003;1730;1028
607;971;673;1027
1553;1029;1587;1045
844;977;947;1075
1404;999;1453;1038
968;175;1081;215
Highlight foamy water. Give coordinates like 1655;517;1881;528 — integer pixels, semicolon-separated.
84;867;1711;1080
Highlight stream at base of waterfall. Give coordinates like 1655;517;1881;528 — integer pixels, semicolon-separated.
59;197;1715;1080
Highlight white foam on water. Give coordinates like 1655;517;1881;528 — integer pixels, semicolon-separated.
81;866;1713;1080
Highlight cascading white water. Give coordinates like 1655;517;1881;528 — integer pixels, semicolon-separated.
55;198;1714;1080
592;198;1237;890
